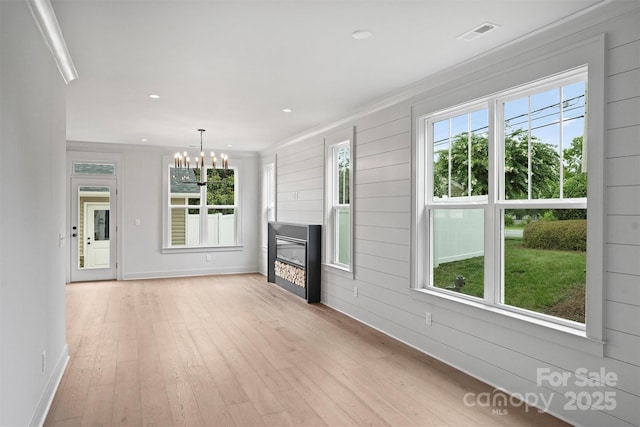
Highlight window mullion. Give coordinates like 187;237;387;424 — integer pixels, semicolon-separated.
467;115;472;196
448;119;452;198
527;96;532;200
485;99;498;305
559;86;565;199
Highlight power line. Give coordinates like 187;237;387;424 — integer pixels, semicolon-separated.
432;94;586;146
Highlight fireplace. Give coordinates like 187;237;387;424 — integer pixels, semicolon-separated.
268;222;321;303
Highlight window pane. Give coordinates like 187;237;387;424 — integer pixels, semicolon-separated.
207;169;235;205
562;81;587;199
503;208;586;322
432;109;488;199
78;186;110;269
170;168;200;205
73;162;115;175
170;207;200;246
336;146;350;204
335;207;350;265
207;208;235;245
431;209;484;298
504;96;532;200
503;80;586;201
531;89;561;199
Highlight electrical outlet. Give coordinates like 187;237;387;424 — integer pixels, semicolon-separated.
353;287;358;297
41;351;46;373
425;312;432;326
205;254;211;262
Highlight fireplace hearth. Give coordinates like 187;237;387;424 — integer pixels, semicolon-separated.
268;222;321;303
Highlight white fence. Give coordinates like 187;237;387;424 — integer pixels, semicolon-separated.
432;208;484;267
187;212;235;245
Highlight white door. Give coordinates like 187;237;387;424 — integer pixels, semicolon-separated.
85;203;110;268
70;177;117;282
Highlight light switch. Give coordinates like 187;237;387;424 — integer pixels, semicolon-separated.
134;218;141;226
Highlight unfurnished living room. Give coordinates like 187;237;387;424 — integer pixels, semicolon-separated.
1;1;639;426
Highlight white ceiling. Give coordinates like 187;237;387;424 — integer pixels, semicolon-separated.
54;0;605;153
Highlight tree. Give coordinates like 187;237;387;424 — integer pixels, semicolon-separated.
337;148;350;204
206;169;235;205
563;136;584;177
433;132;488;198
556;136;587;219
433;128;561;200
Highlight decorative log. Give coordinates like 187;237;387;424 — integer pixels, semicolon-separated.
274;260;306;287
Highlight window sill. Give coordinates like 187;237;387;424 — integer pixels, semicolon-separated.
410;287;605;357
162;245;244;254
322;263;354;280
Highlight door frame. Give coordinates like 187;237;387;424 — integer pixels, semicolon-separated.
70;177;117;282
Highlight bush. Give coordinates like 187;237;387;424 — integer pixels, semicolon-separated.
504;213;515;226
523;219;587;251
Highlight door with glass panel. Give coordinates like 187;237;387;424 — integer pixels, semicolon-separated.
70;178;117;281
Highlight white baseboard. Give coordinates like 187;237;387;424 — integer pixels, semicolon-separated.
30;344;69;427
122;265;259;280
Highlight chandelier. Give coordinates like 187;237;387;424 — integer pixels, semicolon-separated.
174;129;228;186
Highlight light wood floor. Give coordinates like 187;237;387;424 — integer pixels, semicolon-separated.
45;273;568;427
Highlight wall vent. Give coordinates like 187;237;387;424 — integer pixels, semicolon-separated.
456;22;500;41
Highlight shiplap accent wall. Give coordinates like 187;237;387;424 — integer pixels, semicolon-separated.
603;12;640;371
264;5;640;427
276;136;324;225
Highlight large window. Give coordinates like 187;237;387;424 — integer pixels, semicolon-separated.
419;67;589;327
325;128;354;271
168;166;237;247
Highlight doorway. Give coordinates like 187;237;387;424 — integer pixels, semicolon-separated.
70;177;117;281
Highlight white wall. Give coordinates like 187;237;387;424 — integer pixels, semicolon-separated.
67;143;260;280
261;3;640;426
0;2;68;425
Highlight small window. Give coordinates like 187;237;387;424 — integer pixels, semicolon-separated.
73;162;116;175
325;127;354;272
262;162;276;247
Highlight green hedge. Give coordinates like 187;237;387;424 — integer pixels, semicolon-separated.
523;220;587;251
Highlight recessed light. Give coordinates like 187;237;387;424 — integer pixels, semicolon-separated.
282;108;293;113
351;30;372;40
140;138;148;142
148;94;160;99
227;144;233;147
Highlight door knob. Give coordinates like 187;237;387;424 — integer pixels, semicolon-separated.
72;233;77;237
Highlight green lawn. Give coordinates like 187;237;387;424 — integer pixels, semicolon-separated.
433;239;586;322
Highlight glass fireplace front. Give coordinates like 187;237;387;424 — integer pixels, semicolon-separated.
275;236;306;268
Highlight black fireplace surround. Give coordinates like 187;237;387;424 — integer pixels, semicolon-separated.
268;222;321;303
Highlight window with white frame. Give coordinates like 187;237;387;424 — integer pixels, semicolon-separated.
168;166;237;247
418;67;589;326
325;128;353;271
261;162;276;247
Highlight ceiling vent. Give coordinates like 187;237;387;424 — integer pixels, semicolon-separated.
456;22;500;41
